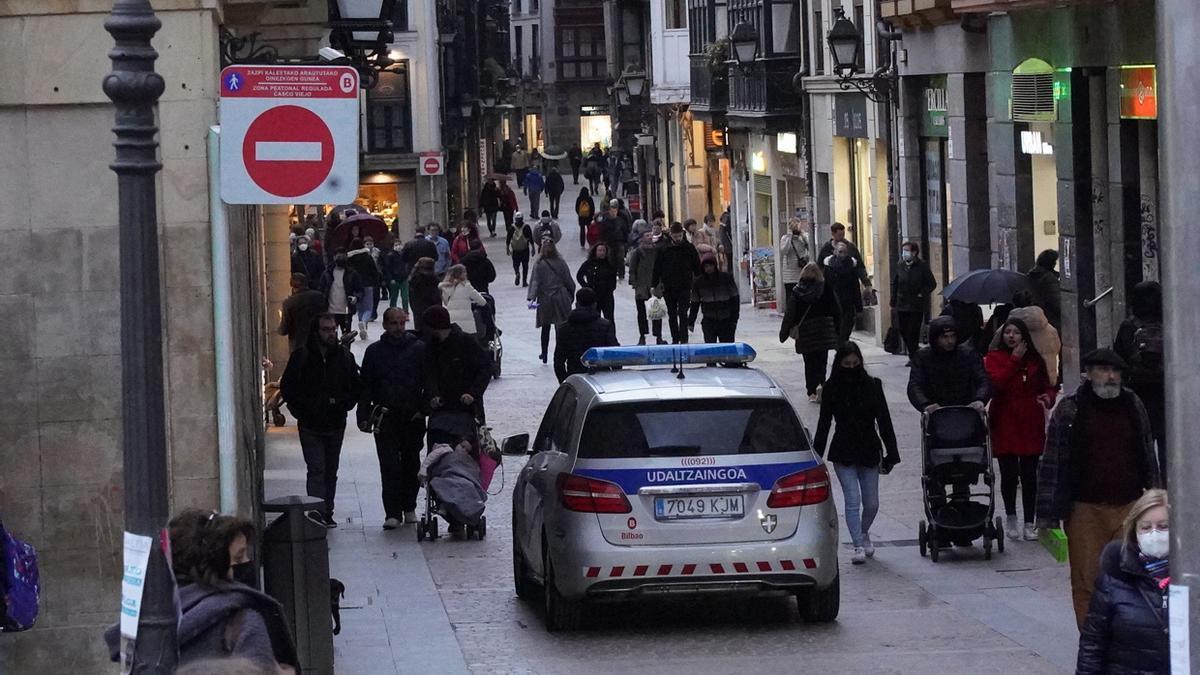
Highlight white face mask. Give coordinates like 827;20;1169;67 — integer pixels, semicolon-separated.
298;243;308;252
901;250;913;262
393;245;402;252
1137;529;1170;559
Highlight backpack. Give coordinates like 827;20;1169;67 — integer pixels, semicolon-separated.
538;222;555;241
578;201;592;218
0;520;40;631
511;226;529;253
1133;320;1164;368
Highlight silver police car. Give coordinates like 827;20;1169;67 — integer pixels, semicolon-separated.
509;343;839;631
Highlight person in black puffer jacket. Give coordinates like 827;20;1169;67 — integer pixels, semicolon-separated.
779;263;842;400
891;241;937;361
1077;489;1170;675
553;288;619;383
814;342;899;565
906;315;991;413
687;253;740;343
575;242;619;324
653;223;702;344
461;239;497;295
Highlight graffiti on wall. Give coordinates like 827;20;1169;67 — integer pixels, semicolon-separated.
1141;194;1159;281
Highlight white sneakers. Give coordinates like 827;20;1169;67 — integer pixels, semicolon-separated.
1023;524;1039;541
1005;514;1021;541
863;534;876;558
382;517;401;530
851;547;867;564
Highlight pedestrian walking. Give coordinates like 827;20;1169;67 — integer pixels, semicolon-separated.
688;253;740;343
779;263;842;401
534;211;562;253
575;187;595;248
402;225;438;269
347;238;382;340
546;167;565;219
318;252;362;339
512;146;529;190
1002;298;1061;384
906;316;991;413
461;239;496;295
568;145;583;184
279;273;326;354
526;166;546;216
627;231;664;345
940;299;984;350
422;305;492;422
822;241;864;344
1113;281;1165;473
427;224;451;277
598;200;630;278
984;318;1056;541
104;509;299;671
817;222;869;273
280;314;362;527
358;308;427;529
627;217;652;248
479;179;501;237
1076;488;1170;674
509;215;533;286
1026;249;1062;331
407;257;441;333
527;240;576;363
381;238;410;312
553;288;619;383
450;222;480;264
576;242;618;324
653;222;702;344
291;235;324;288
891;241;937;361
506;211;525;254
439;264;488;335
1037;348;1160;629
813;342;900;565
585;144;604;194
304;225;323;257
778;219;810;309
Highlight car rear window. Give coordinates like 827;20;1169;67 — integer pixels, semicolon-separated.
578;399;810;458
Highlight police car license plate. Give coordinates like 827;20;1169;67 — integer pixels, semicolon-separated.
654;495;744;520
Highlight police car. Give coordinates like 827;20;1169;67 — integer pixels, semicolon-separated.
508;343;840;631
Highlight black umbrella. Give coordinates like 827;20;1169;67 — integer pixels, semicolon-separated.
940;269;1030;305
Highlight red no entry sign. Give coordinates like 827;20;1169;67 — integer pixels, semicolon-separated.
242;106;335;198
419;151;445;176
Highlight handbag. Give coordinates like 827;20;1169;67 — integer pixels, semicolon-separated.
788;304;813;341
646;296;667;320
884;325;903;355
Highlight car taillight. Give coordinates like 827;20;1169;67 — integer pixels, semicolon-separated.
558;474;632;513
767;466;830;508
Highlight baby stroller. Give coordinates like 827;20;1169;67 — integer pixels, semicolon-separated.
916;406;1004;562
417;410;501;542
474;293;503;379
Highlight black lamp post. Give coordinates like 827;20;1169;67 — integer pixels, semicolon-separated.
622;64;647;98
615;81;631;106
325;0;398;88
103;0;178;670
825;8;896;102
730;21;759;67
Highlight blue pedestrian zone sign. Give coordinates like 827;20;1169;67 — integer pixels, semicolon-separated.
223;71;242;93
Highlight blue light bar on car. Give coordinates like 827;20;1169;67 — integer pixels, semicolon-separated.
579;342;757;368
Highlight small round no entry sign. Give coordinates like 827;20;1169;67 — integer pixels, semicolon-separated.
241;105;335;198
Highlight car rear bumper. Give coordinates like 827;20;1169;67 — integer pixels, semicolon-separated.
584;572;818;599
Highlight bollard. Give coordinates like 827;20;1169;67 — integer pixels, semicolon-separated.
262;495;334;674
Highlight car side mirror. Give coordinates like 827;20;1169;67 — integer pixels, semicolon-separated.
501;433;530;456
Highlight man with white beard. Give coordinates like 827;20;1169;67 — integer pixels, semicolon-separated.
1036;348;1161;630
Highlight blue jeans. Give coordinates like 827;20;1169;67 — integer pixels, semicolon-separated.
832;463;880;548
357;286;375;322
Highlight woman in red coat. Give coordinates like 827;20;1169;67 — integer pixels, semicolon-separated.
985;317;1056;542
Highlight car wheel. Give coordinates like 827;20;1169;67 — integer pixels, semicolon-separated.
542;543;582;632
798;574;840;623
918;520;928;558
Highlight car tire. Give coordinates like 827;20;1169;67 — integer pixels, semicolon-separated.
542;544;582;632
798;574;840;623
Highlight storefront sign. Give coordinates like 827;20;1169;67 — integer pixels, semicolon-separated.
580;105;611;116
1120;65;1157;120
834;95;869;139
922;76;949;138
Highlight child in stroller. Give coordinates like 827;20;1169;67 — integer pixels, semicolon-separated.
416;410;500;541
917;406;1005;562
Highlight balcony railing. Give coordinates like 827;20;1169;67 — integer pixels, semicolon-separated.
728;57;804;117
879;0;955;25
689;55;728;113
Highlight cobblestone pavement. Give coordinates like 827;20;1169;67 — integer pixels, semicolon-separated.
265;182;1078;674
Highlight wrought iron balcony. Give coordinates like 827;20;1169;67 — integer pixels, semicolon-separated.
690;55;728;114
727;57;804;119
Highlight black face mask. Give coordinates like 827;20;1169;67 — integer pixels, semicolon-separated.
231;561;258;588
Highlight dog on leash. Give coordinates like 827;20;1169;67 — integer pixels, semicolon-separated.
330;578;345;635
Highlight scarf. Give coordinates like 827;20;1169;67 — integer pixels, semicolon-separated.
1140;553;1171;590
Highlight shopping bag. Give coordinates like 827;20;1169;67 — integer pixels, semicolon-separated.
883;326;904;355
1039;527;1068;564
646;296;667;321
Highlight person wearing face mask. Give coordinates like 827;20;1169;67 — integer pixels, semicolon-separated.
1037;348;1161;629
106;509;300;672
778;219;811;307
318;251;363;338
813;342;899;565
652;223;702;344
291;235;325;289
304;226;323;256
382;237;411;311
779;262;843;401
1077;489;1170;673
890;241;937;361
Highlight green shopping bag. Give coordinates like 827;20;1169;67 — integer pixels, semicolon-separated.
1040;527;1068;563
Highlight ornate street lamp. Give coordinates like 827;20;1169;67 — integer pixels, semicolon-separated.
730;21;759;66
481;88;498;107
326;0;397;88
623;63;647;97
615;81;631;106
826;8;861;76
825;8;898;103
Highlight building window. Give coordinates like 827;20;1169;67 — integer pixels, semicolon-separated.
366;64;412;153
392;0;409;31
813;8;824;75
532;25;540;75
513;0;522;14
853;0;865;71
557;26;605;81
531;0;539;11
515;25;524;76
666;0;686;29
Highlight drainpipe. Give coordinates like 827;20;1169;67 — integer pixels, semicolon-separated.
208;126;238;514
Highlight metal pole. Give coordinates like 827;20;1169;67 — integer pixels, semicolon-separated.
102;1;178;671
1157;1;1200;671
